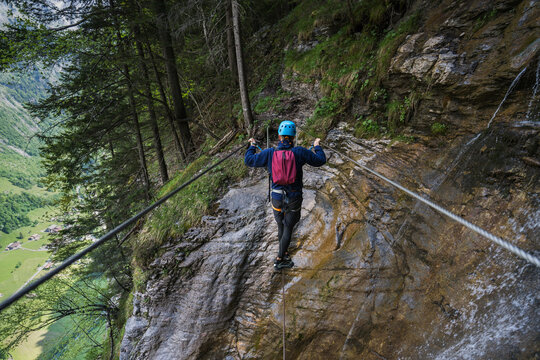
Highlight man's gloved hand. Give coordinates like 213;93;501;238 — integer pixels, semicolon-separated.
313;138;321;147
248;138;257;146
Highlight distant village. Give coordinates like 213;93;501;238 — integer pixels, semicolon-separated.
4;224;62;252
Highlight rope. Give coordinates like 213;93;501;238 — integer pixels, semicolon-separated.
281;269;286;360
0;143;246;313
322;142;540;268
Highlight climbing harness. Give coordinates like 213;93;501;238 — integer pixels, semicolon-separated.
0;143;247;313
271;190;302;214
321;141;540;268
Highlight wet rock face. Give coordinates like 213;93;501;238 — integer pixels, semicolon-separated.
122;123;539;360
384;0;540;131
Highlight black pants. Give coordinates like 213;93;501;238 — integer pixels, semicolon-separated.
272;197;302;259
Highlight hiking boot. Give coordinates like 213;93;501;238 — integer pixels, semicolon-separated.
274;258;294;270
283;252;291;262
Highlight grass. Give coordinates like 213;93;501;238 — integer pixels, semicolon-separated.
431;122;447;135
375;12;421;83
10;327;48;360
133;149;248;268
253;90;288;115
0;248;51;298
279;2;421;138
0;180;57;299
0;177;24;194
354;116;381;138
0;206;57;248
33;284;108;360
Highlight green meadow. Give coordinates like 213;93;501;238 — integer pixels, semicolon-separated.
0;187;56;299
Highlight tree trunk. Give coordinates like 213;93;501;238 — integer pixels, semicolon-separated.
146;42;185;159
346;0;355;29
225;0;239;130
109;0;150;200
225;1;237;83
110;0;150;198
153;0;194;158
107;312;115;360
134;25;169;184
126;73;151;200
231;0;254;134
109;140;115;159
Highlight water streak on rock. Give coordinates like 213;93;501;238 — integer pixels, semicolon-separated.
487;66;528;128
525;59;540;121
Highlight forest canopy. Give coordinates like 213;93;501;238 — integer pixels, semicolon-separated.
0;192;50;233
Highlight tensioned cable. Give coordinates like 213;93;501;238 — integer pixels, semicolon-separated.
322;141;540;267
0;143;246;313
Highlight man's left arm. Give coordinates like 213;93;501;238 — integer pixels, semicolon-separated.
304;138;326;167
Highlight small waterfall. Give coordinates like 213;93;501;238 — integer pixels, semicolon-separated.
487;66;528;128
525;60;540;121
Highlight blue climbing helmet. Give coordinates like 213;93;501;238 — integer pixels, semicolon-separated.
278;120;296;137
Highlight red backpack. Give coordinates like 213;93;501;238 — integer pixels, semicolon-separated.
271;149;297;185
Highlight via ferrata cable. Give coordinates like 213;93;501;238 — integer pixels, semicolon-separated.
0;143;246;313
321;141;540;268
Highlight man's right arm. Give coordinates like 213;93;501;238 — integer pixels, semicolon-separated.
245;146;270;167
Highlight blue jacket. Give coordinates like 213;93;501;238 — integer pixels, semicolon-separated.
244;140;326;200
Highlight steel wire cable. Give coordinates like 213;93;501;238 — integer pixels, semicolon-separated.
321;141;540;267
0;143;246;313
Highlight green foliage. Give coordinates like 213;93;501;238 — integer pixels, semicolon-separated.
281;3;419;137
279;0;342;41
314;96;339;118
254;90;287;115
431;122;447;135
392;134;415;143
0;273;113;357
0;71;51;158
133;154;248;268
354;116;380;138
0;152;44;190
304;95;340;137
376;12;421;83
0;192;50;233
386;92;418;132
368;87;388;102
472;9;497;34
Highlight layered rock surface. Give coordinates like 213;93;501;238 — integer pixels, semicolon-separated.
121;123;539;359
121;0;539;358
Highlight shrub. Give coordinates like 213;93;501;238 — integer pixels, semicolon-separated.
386;92;419;132
354;116;380;138
431;122;447;135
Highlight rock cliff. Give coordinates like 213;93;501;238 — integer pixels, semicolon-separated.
121;0;539;359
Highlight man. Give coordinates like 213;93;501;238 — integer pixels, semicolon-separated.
245;120;326;270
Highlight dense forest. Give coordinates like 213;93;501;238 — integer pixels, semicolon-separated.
0;0;537;358
0;192;50;233
0;0;295;357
